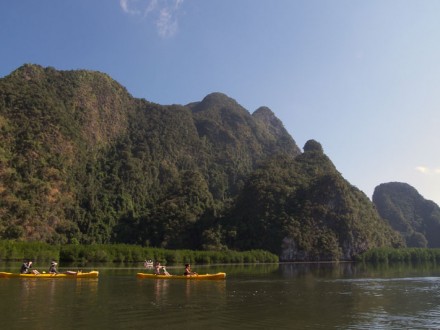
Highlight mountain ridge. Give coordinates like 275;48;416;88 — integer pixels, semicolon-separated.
0;64;405;260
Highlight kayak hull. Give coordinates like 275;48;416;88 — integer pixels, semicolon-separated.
0;271;99;278
136;272;226;280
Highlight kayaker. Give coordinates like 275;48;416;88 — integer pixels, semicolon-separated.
20;260;32;274
184;263;197;276
49;260;59;274
154;262;170;276
20;260;39;275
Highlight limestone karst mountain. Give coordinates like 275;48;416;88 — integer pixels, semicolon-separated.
0;64;404;260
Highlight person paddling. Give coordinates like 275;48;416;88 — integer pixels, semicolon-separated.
48;260;59;274
154;262;170;276
184;263;197;276
20;260;40;275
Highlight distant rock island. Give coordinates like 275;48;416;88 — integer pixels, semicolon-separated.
373;182;440;247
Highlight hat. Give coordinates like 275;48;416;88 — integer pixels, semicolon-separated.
51;261;57;265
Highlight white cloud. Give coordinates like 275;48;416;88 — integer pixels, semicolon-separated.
119;0;184;38
415;166;440;175
120;0;129;12
144;0;158;16
416;166;429;174
120;0;141;15
157;7;177;37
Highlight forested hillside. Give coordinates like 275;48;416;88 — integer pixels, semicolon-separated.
373;182;440;248
0;64;404;260
224;141;403;260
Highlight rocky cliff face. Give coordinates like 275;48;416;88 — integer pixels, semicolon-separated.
373;182;440;247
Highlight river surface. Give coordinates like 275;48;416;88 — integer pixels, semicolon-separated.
1;262;440;329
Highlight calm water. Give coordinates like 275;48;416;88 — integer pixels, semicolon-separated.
1;262;440;329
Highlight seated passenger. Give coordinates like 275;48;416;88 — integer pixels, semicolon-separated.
154;262;170;275
20;260;39;275
183;263;197;276
49;260;59;274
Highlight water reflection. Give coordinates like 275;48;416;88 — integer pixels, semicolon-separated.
184;279;226;299
153;279;170;304
75;278;99;294
3;262;440;329
18;279;37;314
214;263;279;275
280;262;363;278
0;263;102;330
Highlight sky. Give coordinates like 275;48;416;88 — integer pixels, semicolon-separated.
1;0;440;204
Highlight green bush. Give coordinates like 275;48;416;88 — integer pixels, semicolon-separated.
357;247;440;264
0;240;278;264
0;240;59;261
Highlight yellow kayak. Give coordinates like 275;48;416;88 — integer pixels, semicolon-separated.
136;272;226;280
0;271;99;278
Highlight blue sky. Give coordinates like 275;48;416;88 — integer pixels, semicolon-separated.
1;0;440;204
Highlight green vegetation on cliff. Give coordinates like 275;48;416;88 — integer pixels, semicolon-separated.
373;182;440;247
0;64;404;260
223;141;404;261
